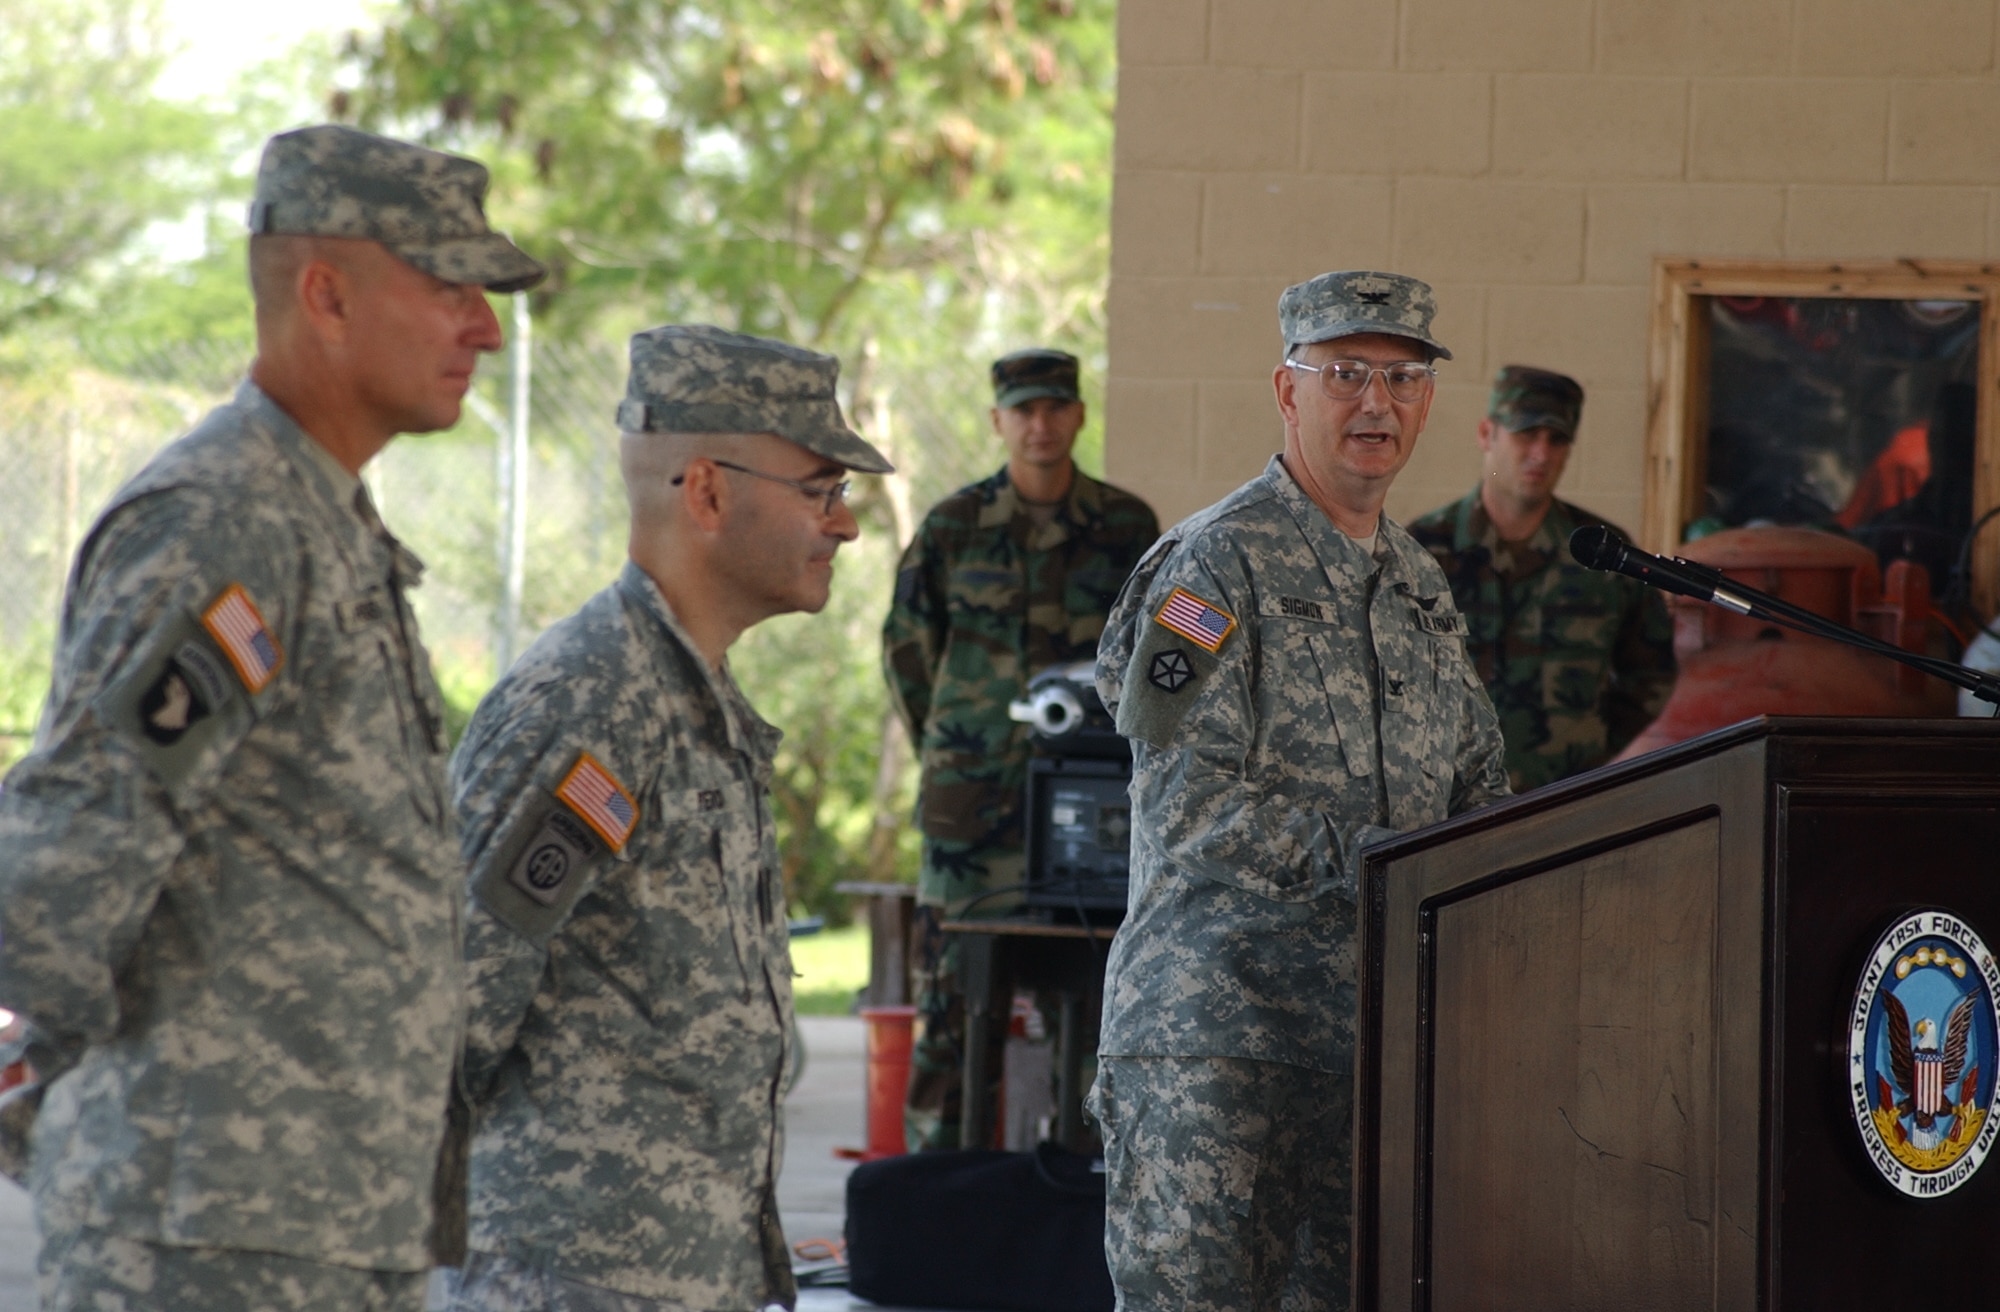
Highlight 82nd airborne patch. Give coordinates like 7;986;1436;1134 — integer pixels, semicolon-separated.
507;807;602;908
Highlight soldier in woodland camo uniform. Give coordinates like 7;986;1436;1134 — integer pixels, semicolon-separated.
1407;366;1675;791
0;124;542;1312
445;326;892;1312
1089;272;1510;1312
882;349;1157;1150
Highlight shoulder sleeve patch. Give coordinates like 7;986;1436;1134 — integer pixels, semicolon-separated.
1153;587;1238;654
1115;617;1224;749
95;609;257;800
199;583;283;694
471;802;609;943
554;751;639;851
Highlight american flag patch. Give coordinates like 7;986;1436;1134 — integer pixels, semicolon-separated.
556;752;639;852
200;584;282;694
1154;587;1237;654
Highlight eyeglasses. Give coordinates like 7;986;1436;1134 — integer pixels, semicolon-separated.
1285;357;1436;403
673;459;851;516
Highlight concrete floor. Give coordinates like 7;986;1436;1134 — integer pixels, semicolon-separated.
0;1016;927;1311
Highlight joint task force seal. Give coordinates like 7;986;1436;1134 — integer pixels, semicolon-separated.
1847;908;2000;1199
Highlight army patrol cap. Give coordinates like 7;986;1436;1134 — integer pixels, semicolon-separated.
1489;365;1584;438
992;349;1082;409
248;124;546;294
1278;270;1452;361
616;324;894;474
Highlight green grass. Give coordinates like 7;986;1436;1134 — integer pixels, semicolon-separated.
790;922;872;1017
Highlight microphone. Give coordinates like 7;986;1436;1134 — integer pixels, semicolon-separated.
1568;526;1755;614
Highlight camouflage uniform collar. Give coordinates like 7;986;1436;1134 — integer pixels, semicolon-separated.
237;380;423;579
1265;454;1381;583
1268;455;1443;596
976;464;1104;534
1457;484;1579;555
615;561;782;765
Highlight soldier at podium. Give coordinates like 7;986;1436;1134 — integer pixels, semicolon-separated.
1089;271;1510;1312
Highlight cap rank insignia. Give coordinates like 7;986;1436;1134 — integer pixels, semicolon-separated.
1154;587;1236;654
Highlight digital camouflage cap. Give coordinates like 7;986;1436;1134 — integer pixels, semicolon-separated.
1277;270;1452;360
1488;365;1584;438
249;124;546;294
617;325;894;474
991;349;1081;409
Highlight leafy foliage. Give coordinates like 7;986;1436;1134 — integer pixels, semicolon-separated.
0;0;220;336
343;0;1113;348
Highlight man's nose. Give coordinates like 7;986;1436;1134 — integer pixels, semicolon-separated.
468;293;505;352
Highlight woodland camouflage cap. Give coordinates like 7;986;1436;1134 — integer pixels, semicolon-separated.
991;348;1082;408
1488;364;1584;438
248;124;546;293
617;325;894;474
1278;270;1452;360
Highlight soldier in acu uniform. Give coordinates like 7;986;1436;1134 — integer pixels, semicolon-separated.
1407;365;1676;791
444;325;893;1312
882;348;1157;1150
0;125;543;1312
1089;271;1511;1312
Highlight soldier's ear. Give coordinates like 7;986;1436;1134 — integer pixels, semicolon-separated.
677;458;730;533
1475;416;1499;453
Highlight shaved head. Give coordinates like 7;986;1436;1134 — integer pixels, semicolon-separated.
621;431;740;529
248;234;380;326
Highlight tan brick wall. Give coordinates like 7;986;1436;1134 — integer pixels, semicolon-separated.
1104;0;2000;538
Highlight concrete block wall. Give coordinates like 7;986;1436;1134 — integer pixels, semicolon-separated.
1104;0;2000;533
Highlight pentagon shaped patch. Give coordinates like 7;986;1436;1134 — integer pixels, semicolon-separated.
1148;649;1196;694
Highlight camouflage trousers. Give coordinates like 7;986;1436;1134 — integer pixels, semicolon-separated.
903;904;1006;1152
905;840;1024;1152
445;1250;684;1311
1088;1056;1353;1312
35;1227;428;1312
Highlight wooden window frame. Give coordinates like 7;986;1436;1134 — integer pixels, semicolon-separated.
1645;259;2000;616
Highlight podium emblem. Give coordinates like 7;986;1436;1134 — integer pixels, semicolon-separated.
1847;909;2000;1198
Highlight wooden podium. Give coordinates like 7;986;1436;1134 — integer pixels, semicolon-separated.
1357;718;2000;1311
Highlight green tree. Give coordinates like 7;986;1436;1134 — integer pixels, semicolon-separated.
345;0;1113;348
0;0;220;336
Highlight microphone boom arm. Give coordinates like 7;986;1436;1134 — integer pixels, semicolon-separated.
1570;527;2000;709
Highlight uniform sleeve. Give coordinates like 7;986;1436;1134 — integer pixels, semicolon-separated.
1445;644;1514;814
0;491;292;1053
448;689;633;1099
881;519;949;743
1111;552;1377;905
1602;581;1677;754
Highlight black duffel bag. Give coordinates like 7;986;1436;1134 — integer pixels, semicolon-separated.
844;1143;1114;1312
